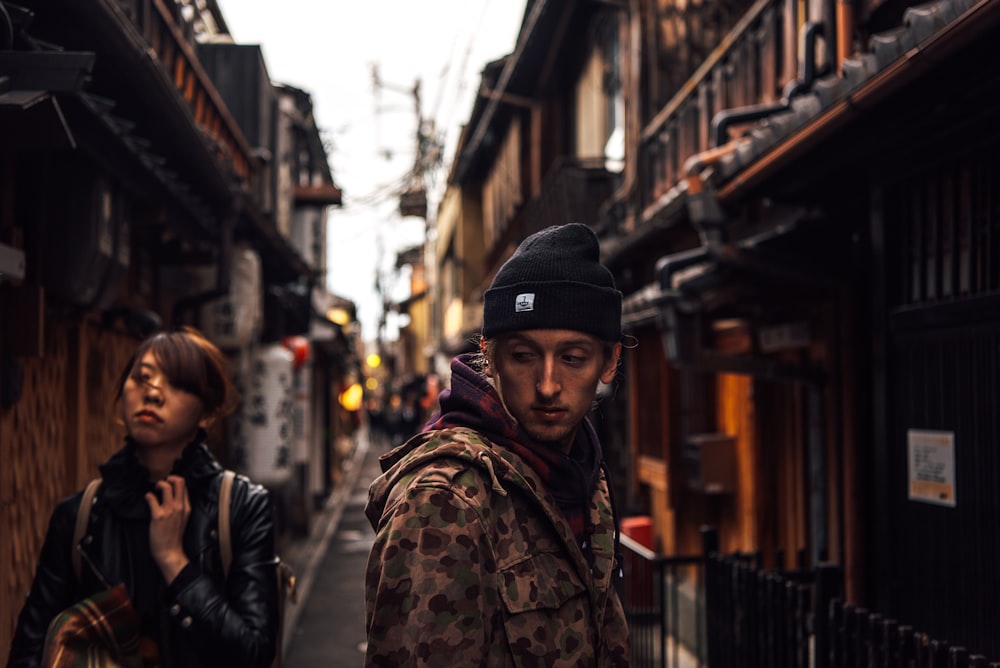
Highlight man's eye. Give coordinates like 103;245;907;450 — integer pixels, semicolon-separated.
511;351;535;362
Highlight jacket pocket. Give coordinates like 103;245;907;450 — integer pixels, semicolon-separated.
499;552;591;667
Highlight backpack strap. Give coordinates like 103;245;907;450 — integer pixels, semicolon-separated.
216;469;292;668
218;469;236;579
72;478;102;581
72;473;239;582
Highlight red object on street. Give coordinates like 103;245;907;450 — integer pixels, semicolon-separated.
621;516;653;550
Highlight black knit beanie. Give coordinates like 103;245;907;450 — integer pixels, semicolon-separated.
483;223;622;342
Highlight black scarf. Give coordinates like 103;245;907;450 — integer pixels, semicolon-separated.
95;434;222;645
425;353;602;543
97;432;222;519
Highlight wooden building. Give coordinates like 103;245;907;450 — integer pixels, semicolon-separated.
432;0;1000;660
615;0;1000;657
0;0;356;655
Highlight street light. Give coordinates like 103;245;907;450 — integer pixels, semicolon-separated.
326;306;352;326
338;382;364;411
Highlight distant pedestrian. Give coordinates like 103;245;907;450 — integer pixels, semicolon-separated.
365;398;387;446
364;223;630;666
397;391;421;440
7;326;280;668
384;393;405;445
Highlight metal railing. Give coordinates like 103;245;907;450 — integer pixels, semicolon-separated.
826;602;1000;667
618;533;705;668
705;550;841;668
622;524;999;666
639;0;785;221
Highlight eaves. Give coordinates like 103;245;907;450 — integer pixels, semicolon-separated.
609;0;996;269
452;0;566;184
45;0;253;208
238;194;313;284
602;179;691;268
0;49;220;238
709;0;999;203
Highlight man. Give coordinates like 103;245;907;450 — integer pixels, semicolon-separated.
364;223;630;667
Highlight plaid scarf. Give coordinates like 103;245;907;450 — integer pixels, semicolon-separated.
41;583;143;668
425;353;603;543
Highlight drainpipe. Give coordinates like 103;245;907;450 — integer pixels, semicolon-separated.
656;181;832;570
668;170;835;570
836;0;854;74
655;166;835;366
808;385;828;564
667;118;835;567
681;146;739;246
712;21;827;146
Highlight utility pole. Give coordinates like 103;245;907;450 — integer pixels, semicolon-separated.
371;63;421;163
370;63;441;221
368;63;442;377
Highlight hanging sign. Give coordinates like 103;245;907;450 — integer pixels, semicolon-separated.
907;429;956;507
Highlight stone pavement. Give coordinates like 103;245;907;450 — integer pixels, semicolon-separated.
277;429;387;667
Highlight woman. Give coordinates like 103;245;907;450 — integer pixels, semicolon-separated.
7;327;279;668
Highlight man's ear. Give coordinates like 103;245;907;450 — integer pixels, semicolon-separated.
198;414;216;430
600;343;622;385
481;338;495;378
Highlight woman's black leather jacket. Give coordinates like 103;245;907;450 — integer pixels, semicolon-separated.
7;438;279;668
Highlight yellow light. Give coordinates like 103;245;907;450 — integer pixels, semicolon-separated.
338;383;364;411
327;307;351;326
365;377;379;391
366;353;381;368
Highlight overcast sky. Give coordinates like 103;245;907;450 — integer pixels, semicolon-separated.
220;1;528;341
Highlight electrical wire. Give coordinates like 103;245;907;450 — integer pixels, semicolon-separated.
431;0;497;161
427;10;465;125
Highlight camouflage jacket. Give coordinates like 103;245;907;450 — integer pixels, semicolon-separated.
364;427;630;667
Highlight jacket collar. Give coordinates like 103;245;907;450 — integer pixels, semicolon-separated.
97;432;222;518
368;427;619;614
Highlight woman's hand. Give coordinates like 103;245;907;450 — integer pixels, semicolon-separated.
146;474;191;584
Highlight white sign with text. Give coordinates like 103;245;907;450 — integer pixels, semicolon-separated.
907;429;956;507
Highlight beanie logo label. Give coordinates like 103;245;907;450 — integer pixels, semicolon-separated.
515;293;535;312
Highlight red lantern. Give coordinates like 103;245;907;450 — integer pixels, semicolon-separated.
281;335;311;368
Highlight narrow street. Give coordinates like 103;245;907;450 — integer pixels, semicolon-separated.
280;431;385;666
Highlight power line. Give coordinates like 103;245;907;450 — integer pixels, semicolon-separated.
432;0;496;161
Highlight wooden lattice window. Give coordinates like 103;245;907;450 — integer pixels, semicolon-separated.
892;150;1000;307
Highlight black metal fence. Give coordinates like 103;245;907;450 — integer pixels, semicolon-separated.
704;540;840;668
619;525;1000;667
827;603;1000;668
618;532;705;668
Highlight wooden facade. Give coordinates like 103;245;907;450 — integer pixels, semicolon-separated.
433;0;1000;659
1;320;143;651
0;0;354;658
871;137;1000;653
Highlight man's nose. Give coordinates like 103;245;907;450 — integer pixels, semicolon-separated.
536;363;561;396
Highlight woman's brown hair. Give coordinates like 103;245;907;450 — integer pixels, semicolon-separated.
116;326;240;419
